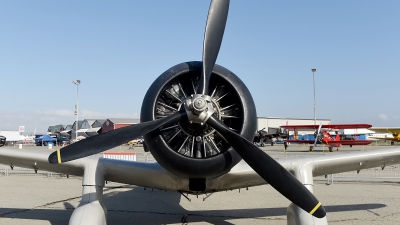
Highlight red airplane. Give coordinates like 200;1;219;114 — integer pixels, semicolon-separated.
280;124;372;152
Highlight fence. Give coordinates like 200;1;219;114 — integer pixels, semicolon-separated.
2;152;400;182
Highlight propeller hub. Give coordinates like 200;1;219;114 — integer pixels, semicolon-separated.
184;94;216;125
193;97;207;112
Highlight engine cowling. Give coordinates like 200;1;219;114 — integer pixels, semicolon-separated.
141;61;257;179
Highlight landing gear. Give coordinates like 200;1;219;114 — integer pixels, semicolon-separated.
309;146;314;152
391;141;394;146
328;147;333;152
271;141;274;146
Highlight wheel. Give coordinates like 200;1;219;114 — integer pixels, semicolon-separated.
329;147;333;152
309;146;313;152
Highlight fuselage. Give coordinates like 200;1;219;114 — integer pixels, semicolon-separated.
367;133;396;140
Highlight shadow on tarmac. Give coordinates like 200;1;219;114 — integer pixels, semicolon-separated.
0;186;387;225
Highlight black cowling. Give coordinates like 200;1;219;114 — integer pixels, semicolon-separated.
140;61;257;179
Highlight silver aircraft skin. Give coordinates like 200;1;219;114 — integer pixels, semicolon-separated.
1;147;400;192
2;0;400;224
2;146;400;225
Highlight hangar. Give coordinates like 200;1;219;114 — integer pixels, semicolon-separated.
257;117;331;135
102;118;141;133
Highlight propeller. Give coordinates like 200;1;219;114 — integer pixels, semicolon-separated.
313;123;323;148
48;110;185;164
48;0;326;218
197;0;230;95
207;116;326;218
49;0;230;164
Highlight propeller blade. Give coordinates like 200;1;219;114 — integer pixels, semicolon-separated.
207;116;326;218
48;110;186;164
198;0;230;95
313;123;323;147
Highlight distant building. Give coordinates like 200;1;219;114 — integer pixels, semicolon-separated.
60;125;73;139
102;118;140;133
83;119;106;136
257;117;331;135
0;131;20;145
47;125;66;135
70;120;84;140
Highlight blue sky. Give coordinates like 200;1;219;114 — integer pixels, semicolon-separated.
1;1;399;133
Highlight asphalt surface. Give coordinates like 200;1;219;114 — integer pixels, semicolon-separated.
1;144;400;224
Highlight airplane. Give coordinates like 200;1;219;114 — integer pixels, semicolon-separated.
280;124;373;152
368;127;400;145
1;1;400;225
253;128;287;147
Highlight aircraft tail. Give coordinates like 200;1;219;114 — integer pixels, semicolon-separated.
335;133;340;141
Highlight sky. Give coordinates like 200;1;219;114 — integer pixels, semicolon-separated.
1;1;399;134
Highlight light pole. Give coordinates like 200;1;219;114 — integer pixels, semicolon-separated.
73;80;81;141
311;68;316;125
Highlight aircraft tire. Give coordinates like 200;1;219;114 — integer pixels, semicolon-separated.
329;147;333;152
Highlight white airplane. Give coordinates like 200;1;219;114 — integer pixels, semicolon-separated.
1;1;400;225
368;127;400;145
367;132;394;140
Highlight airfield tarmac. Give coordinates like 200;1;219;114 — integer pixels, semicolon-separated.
1;144;400;225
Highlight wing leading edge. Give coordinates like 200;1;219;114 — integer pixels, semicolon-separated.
2;147;400;192
215;147;400;190
281;124;372;130
0;148;181;191
369;127;400;133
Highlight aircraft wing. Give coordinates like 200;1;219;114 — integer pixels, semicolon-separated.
0;148;181;191
326;140;372;146
281;124;372;130
217;147;400;190
285;140;315;144
2;147;400;192
260;133;280;138
285;140;371;146
0;148;85;176
369;127;400;133
368;136;397;141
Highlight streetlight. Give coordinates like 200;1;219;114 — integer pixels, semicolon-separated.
311;68;316;125
73;80;81;141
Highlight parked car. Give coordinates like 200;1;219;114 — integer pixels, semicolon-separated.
127;137;144;146
127;138;140;145
0;135;6;147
